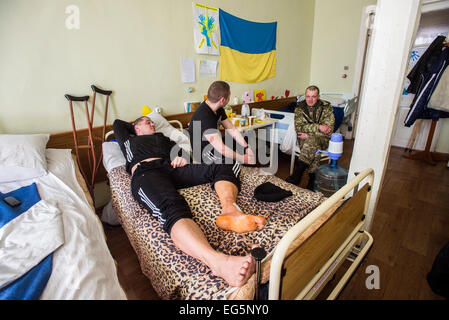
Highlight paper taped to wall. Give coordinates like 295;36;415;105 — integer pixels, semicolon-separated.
181;57;196;83
199;60;217;77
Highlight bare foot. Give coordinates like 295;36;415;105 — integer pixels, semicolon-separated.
217;202;266;233
216;214;266;233
210;253;255;287
220;202;244;216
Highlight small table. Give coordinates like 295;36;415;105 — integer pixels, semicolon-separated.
229;117;279;175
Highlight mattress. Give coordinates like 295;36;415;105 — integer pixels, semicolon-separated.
0;148;126;299
109;164;326;299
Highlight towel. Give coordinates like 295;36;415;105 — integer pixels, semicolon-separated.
0;183;64;299
428;67;449;112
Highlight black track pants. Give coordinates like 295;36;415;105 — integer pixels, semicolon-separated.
131;159;241;234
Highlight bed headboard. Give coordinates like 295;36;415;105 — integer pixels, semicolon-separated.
47;125;111;183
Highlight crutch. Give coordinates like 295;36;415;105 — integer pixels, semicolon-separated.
64;94;96;198
90;85;112;185
251;246;267;300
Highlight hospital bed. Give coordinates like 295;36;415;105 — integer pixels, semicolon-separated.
102;111;373;300
319;92;358;132
0;134;126;300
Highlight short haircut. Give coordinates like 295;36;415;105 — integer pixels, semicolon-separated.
207;81;230;103
133;116;148;126
306;85;320;95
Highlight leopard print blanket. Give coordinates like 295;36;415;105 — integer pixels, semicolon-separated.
109;165;325;300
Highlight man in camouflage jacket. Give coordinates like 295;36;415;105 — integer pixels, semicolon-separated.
286;85;335;189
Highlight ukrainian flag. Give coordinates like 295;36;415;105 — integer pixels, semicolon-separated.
219;9;277;83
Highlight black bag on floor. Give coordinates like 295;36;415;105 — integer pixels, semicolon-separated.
427;241;449;299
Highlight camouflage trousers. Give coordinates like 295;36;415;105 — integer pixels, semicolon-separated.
298;135;330;173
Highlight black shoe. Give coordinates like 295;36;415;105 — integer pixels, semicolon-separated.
285;174;300;185
286;160;308;185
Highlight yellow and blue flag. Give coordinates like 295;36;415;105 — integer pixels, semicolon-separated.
219;9;277;83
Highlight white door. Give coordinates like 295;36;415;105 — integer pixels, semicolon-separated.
349;5;376;140
391;4;449;150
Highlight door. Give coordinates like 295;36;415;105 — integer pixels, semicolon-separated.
349;5;376;140
391;6;449;150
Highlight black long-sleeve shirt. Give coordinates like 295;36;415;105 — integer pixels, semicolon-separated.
113;119;178;174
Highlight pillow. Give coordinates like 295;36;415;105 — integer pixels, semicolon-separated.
146;112;172;133
320;95;346;106
102;141;126;173
0;134;50;183
145;112;191;154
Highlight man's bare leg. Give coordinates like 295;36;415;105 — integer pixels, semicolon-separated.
170;218;254;287
214;180;266;233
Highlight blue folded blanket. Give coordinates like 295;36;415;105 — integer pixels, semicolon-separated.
0;183;54;300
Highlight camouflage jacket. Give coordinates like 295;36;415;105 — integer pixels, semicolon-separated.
294;99;335;139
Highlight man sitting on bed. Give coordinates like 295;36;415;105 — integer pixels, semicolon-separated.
113;117;266;287
188;80;256;166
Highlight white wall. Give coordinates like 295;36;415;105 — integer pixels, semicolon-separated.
348;0;421;231
309;0;377;94
0;0;315;134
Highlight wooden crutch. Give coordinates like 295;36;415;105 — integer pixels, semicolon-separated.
90;85;112;186
64;94;96;199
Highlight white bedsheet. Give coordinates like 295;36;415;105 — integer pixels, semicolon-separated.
0;148;126;300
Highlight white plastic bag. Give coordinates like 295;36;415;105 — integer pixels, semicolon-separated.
280;123;297;155
101;200;121;226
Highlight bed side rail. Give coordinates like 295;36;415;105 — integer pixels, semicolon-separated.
269;168;374;300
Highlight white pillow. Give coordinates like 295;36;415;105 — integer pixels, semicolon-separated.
320;95;346;106
146;112;172;133
0;134;50;183
102;141;126;173
145;113;191;154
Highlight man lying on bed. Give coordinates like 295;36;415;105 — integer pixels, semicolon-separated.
113;117;266;287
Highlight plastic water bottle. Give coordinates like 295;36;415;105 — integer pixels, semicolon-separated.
241;103;250;118
314;133;348;197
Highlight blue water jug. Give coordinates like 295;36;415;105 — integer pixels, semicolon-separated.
314;133;348;197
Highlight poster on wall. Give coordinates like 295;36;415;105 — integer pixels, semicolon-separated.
400;46;427;106
193;3;220;55
254;89;266;102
